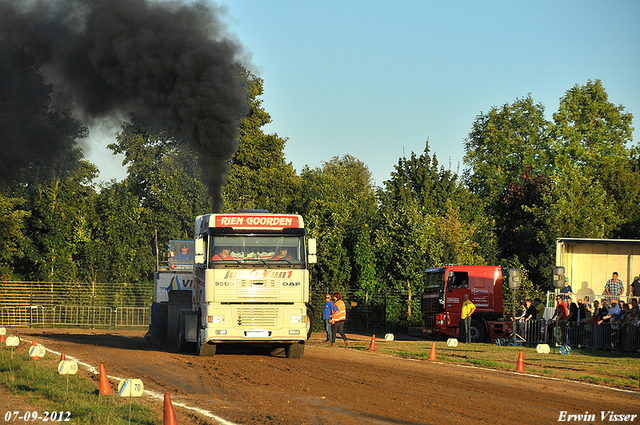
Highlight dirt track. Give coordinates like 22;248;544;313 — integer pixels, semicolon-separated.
8;329;640;424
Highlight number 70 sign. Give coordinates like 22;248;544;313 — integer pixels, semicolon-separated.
118;379;144;397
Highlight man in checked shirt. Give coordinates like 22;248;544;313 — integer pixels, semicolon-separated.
605;271;624;299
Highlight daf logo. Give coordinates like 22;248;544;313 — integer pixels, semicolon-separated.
282;281;301;287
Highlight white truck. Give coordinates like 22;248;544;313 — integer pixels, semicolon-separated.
163;211;316;358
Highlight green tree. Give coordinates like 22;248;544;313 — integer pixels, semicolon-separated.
551;79;638;239
86;181;150;284
20;162;98;281
463;95;552;216
108;121;211;243
0;194;29;279
497;166;554;287
464;81;638;290
376;142;490;322
376;195;434;318
300;155;379;297
552;80;633;171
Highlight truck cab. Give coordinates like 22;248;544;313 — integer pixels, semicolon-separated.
421;265;510;343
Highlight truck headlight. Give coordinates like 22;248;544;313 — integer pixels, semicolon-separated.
208;315;225;324
290;315;304;324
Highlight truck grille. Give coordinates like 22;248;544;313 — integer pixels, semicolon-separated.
421;293;443;314
236;306;278;327
424;315;436;329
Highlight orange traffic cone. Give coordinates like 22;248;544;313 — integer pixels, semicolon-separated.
368;335;376;351
30;341;40;360
428;342;437;361
60;352;66;361
99;364;112;395
516;351;525;372
164;392;178;425
0;334;5;343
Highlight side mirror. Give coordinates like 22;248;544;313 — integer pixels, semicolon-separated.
447;270;454;286
307;238;317;264
194;237;205;265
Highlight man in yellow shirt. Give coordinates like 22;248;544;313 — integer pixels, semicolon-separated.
460;294;476;343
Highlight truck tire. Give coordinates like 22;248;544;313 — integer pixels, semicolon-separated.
285;342;305;359
470;319;486;343
198;336;217;356
306;303;315;340
196;322;216;356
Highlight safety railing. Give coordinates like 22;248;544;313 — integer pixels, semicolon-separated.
113;307;150;329
52;305;114;329
0;306;46;328
0;305;149;329
510;319;640;351
546;291;638;308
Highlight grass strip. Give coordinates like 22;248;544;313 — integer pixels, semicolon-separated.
342;338;640;391
0;345;159;424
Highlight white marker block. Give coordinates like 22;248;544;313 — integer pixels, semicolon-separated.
5;336;19;347
0;327;6;335
446;338;458;347
118;379;144;397
384;333;394;341
58;360;78;375
536;343;550;354
29;345;46;358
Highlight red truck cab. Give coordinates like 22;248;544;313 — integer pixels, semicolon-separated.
421;265;511;343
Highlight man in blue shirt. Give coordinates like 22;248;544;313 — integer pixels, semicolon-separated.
322;294;334;342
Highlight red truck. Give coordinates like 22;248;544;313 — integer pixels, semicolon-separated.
421;265;513;343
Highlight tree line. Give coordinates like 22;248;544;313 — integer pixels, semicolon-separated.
1;51;638;324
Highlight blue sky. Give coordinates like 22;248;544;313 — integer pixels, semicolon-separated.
88;0;640;187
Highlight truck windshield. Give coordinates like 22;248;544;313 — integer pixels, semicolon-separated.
209;235;303;264
424;271;445;291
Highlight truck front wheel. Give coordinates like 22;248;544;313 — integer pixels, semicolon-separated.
306;303;315;340
198;336;217;356
197;325;216;356
470;319;486;343
285;342;305;359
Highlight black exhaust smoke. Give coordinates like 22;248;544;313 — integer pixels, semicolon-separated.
0;0;248;211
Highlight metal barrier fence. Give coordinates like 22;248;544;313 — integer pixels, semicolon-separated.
511;319;640;351
0;305;149;329
545;291;638;309
0;280;152;329
0;306;46;328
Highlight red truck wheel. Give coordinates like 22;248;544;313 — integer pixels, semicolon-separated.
470;319;486;343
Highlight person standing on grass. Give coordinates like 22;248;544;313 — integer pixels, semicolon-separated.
460;294;476;343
